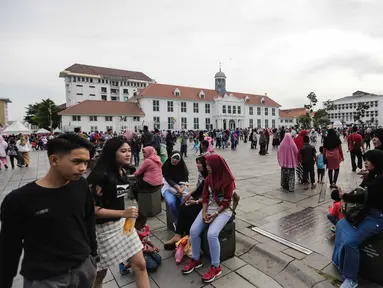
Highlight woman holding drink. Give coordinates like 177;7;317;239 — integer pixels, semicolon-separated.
87;137;149;288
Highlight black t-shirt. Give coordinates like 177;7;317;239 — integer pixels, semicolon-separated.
91;169;131;225
0;177;96;287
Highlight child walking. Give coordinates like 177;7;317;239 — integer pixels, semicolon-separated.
120;211;162;274
317;146;326;184
300;135;317;189
327;189;343;232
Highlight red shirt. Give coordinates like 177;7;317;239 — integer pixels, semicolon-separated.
347;133;363;152
328;202;343;220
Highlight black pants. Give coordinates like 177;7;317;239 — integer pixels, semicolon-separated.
328;169;339;185
181;145;187;157
302;163;315;184
9;155;18;168
167;149;172;160
350;150;363;171
176;203;202;235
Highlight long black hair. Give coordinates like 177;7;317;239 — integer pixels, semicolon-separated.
365;149;383;178
196;155;208;178
323;129;341;150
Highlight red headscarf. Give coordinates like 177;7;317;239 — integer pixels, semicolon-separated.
294;130;307;151
205;154;235;191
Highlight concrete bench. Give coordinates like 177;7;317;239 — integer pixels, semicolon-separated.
360;233;383;285
137;185;162;217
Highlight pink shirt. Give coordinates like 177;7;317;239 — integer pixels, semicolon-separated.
134;158;163;186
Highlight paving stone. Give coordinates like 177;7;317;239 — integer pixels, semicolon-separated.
103;268;114;283
211;272;256;288
313;280;336;288
102;280;119;288
235;232;259;257
221;256;247;271
282;248;307;260
239;244;293;277
236;264;283;288
121;276;160;287
302;252;331;271
251;234;289;252
321;263;342;282
109;263;136;287
147;217;167;231
275;260;326;288
151;226;175;243
237;227;259;238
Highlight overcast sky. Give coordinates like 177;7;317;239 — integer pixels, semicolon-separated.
1;0;383;120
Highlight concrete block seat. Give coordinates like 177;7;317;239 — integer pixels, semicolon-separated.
360;233;383;285
166;201;176;231
137;184;163;217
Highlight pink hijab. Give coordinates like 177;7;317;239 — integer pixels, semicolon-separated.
143;146;162;166
277;133;298;168
204;136;214;153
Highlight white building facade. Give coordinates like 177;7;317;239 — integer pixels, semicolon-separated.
59;65;281;132
324;91;383;127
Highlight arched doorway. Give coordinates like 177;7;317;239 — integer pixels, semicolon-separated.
229;120;236;130
223;119;227;130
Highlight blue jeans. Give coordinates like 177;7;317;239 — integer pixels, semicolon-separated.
332;209;383;282
133;151;139;166
144;252;162;272
190;210;231;267
163;189;185;221
327;213;339;226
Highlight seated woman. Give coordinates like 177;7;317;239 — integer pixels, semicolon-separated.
164;156;208;250
162;151;189;228
182;154;235;283
332;149;383;288
133;146;163;193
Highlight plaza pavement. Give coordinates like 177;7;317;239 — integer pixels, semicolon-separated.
1;141;382;288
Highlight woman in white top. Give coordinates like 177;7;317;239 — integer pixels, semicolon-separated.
16;135;31;167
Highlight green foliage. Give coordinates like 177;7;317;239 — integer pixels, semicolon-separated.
25;99;60;129
304;92;318;112
313;109;330;128
297;113;312;129
354;102;370;125
324;100;335;111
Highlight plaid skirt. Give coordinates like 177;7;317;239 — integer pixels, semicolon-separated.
96;218;143;271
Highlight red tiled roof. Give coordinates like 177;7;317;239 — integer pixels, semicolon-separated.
280;108;307;118
60;64;153;82
58;100;145;116
136;83;281;107
279;110;293;118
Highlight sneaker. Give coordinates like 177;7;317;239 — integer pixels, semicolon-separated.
4;165;8;169
311;183;316;189
182;258;203;274
340;278;358;288
119;263;131;275
202;266;222;283
330;226;336;233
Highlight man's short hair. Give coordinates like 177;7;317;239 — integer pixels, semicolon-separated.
303;135;310;143
353;126;358;132
47;133;94;157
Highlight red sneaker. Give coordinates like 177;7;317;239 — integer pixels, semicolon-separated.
182;258;203;275
202;266;222;283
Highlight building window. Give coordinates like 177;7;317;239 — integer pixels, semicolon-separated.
265;108;268;116
133;117;140;121
105;116;113;121
249;107;253;115
111;88;118;94
72;115;81;121
101;87;107;93
181;117;187;129
228;105;232;114
153;117;160;129
111;96;118;101
76;93;83;95
90;116;98;121
193;103;199;113
238;106;241;114
123;89;129;94
89;86;95;88
194;118;199;130
233;106;236;114
272;108;275;116
265;119;269;127
124;96;128;102
222;105;226;113
181;102;187;112
272;119;276;128
205;118;211;130
76;84;83;87
101;95;107;101
257;119;261;128
167;101;174;112
168;117;174;129
257;107;261;115
89;94;96;96
249;119;253;128
205;103;210;113
90;126;98;132
153;100;159;112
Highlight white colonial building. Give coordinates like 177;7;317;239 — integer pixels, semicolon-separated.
324;91;383;127
59;64;281;132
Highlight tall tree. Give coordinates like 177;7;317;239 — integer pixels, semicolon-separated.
304;92;318;112
313;109;330;128
324;100;335;111
24;103;40;126
32;99;60;129
297;114;312;129
354;102;370;125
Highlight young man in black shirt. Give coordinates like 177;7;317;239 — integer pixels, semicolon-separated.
0;134;97;288
300;135;317;190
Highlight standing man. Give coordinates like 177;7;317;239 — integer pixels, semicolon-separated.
0;134;97;288
104;128;114;141
153;129;162;157
142;125;153;148
180;130;188;158
347;125;364;172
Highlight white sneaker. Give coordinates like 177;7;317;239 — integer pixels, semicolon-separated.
340;278;358;288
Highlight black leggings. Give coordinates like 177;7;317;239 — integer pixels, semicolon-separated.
328;169;339;185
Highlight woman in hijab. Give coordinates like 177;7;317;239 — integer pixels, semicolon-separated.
164;156;208;249
323;129;344;188
0;135;8;169
166;130;174;160
259;130;266;155
182;154;235;283
278;133;298;192
162;151;189;226
294;130;307;183
332;149;383;288
133;146;163;191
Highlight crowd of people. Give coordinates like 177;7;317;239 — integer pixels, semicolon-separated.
0;124;382;288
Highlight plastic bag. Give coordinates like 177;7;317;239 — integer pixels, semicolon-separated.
175;236;192;263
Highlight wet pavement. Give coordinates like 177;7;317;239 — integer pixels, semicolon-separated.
1;139;382;288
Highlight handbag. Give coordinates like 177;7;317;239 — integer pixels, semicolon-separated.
341;186;368;227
